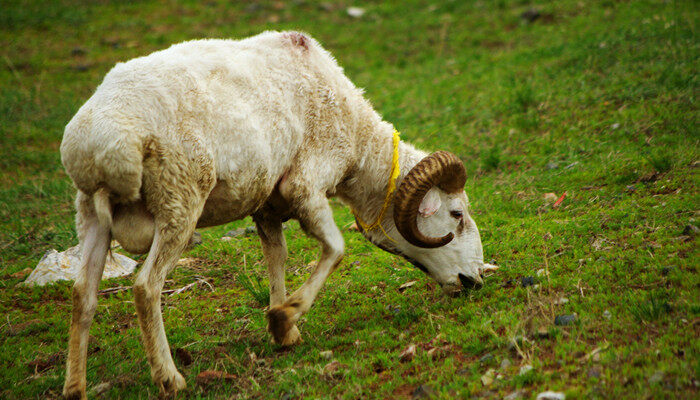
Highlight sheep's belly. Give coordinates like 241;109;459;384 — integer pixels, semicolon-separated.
197;178;272;228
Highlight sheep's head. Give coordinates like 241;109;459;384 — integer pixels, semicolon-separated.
361;151;486;296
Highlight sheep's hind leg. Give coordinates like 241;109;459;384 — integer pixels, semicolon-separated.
254;213;301;345
267;193;344;345
63;192;111;400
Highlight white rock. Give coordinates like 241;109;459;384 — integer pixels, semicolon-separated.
537;391;566;400
23;245;137;286
347;7;365;18
481;368;496;386
519;365;533;375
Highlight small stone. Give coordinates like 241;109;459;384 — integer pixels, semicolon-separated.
500;358;512;370
89;381;111;397
322;360;343;377
320;350;333;360
536;268;548;277
347;7;365;18
545;162;559;170
521;276;536;287
682;224;699;236
479;353;494;364
521;8;540;22
611;123;621;130
508;335;528;351
536;392;565;400
543;193;558;203
481;368;496;386
220;236;232;241
504;390;525;400
223;226;257;238
648;370;664;384
399;344;416;362
519;365;533;375
71;47;87;56
554;297;569;305
554;314;576;326
412;384;435;399
602;310;612;320
73;63;92;72
188;231;202;248
587;366;602;378
398;280;418;293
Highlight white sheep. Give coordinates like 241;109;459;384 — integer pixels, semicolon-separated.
60;31;490;399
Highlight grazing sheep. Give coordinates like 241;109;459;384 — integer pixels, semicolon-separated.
60;31;490;399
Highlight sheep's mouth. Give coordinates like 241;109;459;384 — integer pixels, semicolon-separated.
458;273;483;291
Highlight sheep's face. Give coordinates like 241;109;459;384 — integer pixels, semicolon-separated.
364;188;485;296
396;189;484;295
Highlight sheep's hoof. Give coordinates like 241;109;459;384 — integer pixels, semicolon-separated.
267;306;302;346
62;390;86;400
157;370;186;397
63;381;87;400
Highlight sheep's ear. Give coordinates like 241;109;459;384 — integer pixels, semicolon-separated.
418;188;441;217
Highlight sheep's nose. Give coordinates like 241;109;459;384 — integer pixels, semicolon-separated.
458;273;483;290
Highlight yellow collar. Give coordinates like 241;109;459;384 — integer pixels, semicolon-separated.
353;129;401;241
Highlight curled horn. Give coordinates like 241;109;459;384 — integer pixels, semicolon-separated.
393;151;467;248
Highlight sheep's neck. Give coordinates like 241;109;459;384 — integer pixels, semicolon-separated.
337;130;426;232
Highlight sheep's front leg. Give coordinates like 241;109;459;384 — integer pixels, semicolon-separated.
267;194;344;344
63;193;110;400
254;214;301;345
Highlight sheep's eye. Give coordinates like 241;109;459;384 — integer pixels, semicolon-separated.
450;210;463;219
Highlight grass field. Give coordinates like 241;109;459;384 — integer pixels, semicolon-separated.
1;0;698;399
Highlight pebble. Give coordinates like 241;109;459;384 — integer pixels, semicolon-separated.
346;7;365;18
648;370;664;384
554;297;569;305
412;384;435;399
399;344;416;362
611;122;621;130
508;335;527;351
554;314;576;326
545;162;559;170
89;382;111;397
682;224;699;236
479;353;494;364
481;368;496;386
536;392;565;400
188;231;202;248
519;365;533;375
521;276;536;287
320;350;333;360
536;268;548;277
504;390;525;400
587;366;602;378
521;8;541;22
224;226;257;238
543;193;558;203
500;358;512;370
71;47;87;56
602;310;612;320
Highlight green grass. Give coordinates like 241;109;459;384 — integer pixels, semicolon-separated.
1;0;698;399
